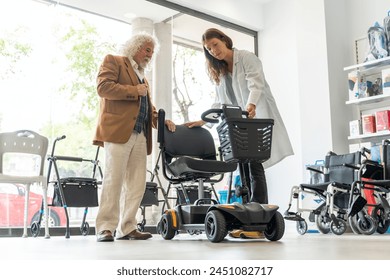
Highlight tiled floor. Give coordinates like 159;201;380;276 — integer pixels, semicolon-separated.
1;225;390;260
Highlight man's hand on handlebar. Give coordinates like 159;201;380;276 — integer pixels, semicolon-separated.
183;120;206;128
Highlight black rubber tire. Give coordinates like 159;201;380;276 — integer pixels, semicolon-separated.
296;219;307;235
81;222;90;236
30;221;40;237
357;214;377;235
205;210;227;243
330;218;347;235
372;205;390;234
265;211;285;241
348;215;362;234
316;214;331;234
160;213;176;240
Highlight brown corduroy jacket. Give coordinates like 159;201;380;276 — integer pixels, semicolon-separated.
93;54;158;155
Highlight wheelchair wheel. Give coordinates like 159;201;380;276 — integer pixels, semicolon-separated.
160;213;176;240
137;220;145;232
372;205;390;234
264;211;285;241
356;213;377;235
296;220;307;235
80;222;90;236
30;221;40;237
205;210;227;243
330;218;346;235
348;215;361;234
315;214;331;234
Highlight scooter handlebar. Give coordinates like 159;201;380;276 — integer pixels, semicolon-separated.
201;108;223;123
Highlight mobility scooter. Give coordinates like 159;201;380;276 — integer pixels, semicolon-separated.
156;105;285;243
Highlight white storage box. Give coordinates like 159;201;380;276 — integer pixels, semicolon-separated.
382;68;390;95
349;120;361;137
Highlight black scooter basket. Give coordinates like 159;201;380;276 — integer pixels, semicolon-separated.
216;118;274;163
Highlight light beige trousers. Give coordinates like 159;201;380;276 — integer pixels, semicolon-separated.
95;132;147;238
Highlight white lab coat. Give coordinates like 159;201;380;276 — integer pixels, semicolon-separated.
214;49;294;168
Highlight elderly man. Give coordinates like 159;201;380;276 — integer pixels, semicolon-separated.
93;32;175;242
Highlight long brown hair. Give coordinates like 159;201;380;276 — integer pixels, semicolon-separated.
202;28;233;85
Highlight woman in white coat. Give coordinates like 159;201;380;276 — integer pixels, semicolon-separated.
185;28;293;208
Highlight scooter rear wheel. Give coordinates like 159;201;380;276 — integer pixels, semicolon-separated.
205;210;227;243
265;211;285;241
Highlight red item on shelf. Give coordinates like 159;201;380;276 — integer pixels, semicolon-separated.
375;110;390;131
362;114;376;134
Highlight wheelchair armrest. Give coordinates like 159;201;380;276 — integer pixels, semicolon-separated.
343;163;360;170
306;166;324;174
361;159;382;168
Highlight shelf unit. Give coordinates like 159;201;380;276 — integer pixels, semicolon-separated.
345;57;390;144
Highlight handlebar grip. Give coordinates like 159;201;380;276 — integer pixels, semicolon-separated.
158;109;165;144
201;108;223;123
56;135;66;141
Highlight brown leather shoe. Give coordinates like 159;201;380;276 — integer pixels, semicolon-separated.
117;229;152;240
97;230;114;242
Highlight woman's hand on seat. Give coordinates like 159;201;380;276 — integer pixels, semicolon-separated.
183;120;205;128
165;119;176;132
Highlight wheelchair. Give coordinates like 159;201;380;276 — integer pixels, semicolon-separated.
348;142;390;235
284;150;364;235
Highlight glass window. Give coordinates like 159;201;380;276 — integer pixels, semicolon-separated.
169;13;256;124
0;0;129;232
1;0;256;234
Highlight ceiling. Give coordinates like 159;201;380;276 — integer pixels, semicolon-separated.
52;0;178;23
36;0;269;51
45;0;271;24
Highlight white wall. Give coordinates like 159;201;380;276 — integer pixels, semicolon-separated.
259;0;332;211
171;0;390;212
324;0;390;154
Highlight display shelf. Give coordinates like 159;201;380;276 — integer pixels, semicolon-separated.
346;94;390;105
344;56;390;71
345;56;390;145
348;130;390;140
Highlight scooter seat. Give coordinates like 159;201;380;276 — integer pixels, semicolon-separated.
168;156;237;178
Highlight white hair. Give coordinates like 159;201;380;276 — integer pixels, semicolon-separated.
119;32;160;66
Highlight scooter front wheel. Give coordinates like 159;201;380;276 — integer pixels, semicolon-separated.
265;211;285;241
160;213;176;240
205;210;227;243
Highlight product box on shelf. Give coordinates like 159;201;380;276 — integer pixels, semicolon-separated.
362;114;376;134
382;68;390;95
349;120;362;136
375;110;390;131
